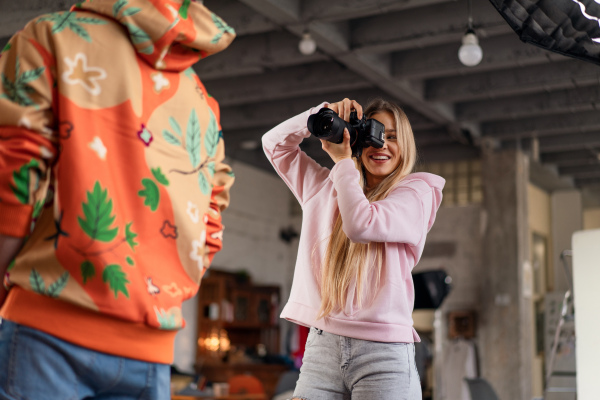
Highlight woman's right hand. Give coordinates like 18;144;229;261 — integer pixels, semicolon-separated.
325;98;363;121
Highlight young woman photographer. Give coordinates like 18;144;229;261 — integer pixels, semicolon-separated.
262;98;445;399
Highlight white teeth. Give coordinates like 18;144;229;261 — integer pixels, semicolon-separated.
371;155;390;160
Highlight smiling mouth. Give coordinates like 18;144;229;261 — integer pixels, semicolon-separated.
369;155;390;161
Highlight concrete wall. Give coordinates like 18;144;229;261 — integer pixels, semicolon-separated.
480;149;533;400
415;205;483;400
173;159;296;373
583;207;600;230
551;190;582;293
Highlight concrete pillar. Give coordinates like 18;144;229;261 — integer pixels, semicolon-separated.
551;190;582;293
480;149;533;400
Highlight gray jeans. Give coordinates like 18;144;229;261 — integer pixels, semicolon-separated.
293;327;422;400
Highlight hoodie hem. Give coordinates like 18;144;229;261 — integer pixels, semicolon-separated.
0;287;177;364
281;300;420;343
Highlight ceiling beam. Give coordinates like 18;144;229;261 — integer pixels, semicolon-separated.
483;111;600;139
300;0;456;23
203;0;278;36
427;59;598;102
203;61;372;107
541;149;600;167
193;31;327;81
535;132;600;153
392;33;565;81
219;89;439;132
456;85;600;122
238;0;461;129
559;165;600;178
351;0;510;54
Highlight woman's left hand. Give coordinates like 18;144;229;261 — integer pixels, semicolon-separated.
321;129;352;163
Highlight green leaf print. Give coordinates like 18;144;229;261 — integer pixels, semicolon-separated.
122;7;141;17
77;181;119;242
179;0;191;19
198;171;211;195
2;42;10;53
169;116;182;136
126;256;134;266
37;12;107;43
138;178;159;211
151;167;169;186
102;264;130;298
29;269;46;294
125;222;138;250
81;260;95;284
210;13;235;44
8;259;16;271
47;272;70;297
139;45;154;55
162;130;181;146
206;161;215;178
113;0;127;17
205;110;219;158
124;23;152;45
1;56;46;107
186;109;201;168
32;200;44;218
11;159;39;204
155;307;181;330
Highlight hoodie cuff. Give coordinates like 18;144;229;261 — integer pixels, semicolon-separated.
329;158;359;184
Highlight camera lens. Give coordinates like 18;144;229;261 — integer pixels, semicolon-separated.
319;117;333;133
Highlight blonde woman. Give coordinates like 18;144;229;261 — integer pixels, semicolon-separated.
262;98;445;399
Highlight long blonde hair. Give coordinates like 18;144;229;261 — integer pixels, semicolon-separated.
317;98;417;319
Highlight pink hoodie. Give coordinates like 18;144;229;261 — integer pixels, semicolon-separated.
262;103;445;343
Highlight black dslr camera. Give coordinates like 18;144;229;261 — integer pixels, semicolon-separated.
307;108;385;157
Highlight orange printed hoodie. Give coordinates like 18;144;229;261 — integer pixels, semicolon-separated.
0;0;235;364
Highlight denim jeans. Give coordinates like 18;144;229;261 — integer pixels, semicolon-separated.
0;318;170;400
293;327;422;400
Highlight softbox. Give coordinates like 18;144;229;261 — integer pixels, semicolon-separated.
413;269;452;309
489;0;600;65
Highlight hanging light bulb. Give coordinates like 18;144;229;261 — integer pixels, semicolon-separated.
459;28;482;67
458;0;482;67
298;31;317;55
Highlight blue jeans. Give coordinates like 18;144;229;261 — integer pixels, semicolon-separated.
0;319;170;400
293;327;422;400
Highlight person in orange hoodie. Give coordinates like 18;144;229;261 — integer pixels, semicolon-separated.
0;1;235;398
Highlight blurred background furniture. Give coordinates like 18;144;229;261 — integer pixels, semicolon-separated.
464;378;500;400
228;374;265;395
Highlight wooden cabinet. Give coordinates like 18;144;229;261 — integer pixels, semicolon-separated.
196;269;281;357
195;270;286;399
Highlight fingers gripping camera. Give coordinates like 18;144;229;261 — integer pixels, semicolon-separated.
307;108;385;157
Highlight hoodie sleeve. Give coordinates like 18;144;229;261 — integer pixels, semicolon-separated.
0;21;58;238
330;159;443;245
262;103;331;206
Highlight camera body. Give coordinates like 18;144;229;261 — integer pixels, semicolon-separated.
307;108;385;157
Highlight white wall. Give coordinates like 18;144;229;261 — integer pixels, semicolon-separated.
173;160;296;373
572;229;600;400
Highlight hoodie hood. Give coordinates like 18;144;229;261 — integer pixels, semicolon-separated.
74;0;235;71
402;172;445;230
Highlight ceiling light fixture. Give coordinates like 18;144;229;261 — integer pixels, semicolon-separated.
299;31;317;55
458;0;483;67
